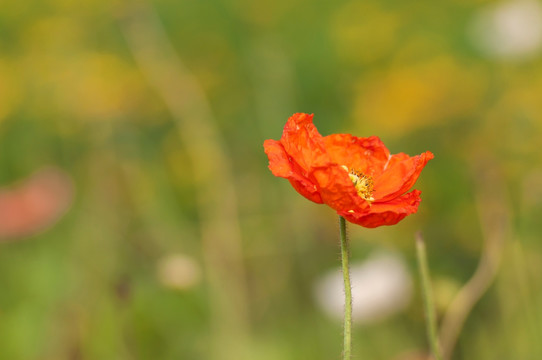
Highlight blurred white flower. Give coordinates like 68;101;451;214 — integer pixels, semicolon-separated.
157;253;201;290
314;251;413;325
470;0;542;59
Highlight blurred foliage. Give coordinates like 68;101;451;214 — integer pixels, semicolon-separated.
1;0;542;359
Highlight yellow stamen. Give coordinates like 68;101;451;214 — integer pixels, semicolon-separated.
342;165;375;202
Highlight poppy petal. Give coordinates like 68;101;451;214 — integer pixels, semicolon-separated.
323;134;390;177
313;164;369;212
373;151;434;201
340;190;422;228
280;113;330;172
264;139;323;203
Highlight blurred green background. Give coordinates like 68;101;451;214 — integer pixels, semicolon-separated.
1;0;542;359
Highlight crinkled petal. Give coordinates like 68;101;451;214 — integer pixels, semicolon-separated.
323;134;390;177
373;151;434;201
339;190;422;228
312;164;369;212
280;113;330;172
264;139;293;178
264;139;323;203
287;178;323;204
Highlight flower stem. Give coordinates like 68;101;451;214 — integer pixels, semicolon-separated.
339;216;352;360
415;232;442;360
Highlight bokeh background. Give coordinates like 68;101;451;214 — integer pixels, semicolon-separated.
1;0;542;359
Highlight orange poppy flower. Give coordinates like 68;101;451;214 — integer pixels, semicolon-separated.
264;113;434;228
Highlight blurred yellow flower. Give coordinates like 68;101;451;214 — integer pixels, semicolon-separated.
20;16;153;123
353;56;487;136
0;59;21;123
55;53;147;121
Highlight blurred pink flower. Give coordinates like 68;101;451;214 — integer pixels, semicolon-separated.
0;167;74;241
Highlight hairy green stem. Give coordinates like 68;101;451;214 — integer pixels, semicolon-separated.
416;232;442;360
339;216;352;360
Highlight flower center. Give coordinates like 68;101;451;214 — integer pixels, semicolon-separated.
342;165;375;202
